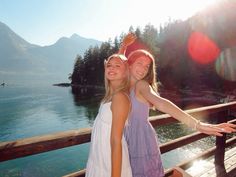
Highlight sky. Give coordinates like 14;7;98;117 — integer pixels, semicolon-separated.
0;0;219;46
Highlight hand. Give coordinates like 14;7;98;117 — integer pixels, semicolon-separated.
197;121;236;136
121;33;137;47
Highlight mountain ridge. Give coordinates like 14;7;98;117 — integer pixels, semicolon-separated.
0;21;103;84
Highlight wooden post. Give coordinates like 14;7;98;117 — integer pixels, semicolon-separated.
214;110;227;165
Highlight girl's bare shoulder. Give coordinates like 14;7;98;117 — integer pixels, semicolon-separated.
136;80;150;90
112;91;130;103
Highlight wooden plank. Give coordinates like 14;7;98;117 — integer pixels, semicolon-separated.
160;132;209;153
0;128;91;162
224;146;236;173
165;167;192;177
176;136;236;171
62;169;85;177
186;145;236;177
149;101;236;127
63;138;236;177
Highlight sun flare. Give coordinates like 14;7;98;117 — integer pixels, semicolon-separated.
125;0;221;34
187;160;210;174
170;0;220;20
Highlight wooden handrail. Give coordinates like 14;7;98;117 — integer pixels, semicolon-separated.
0;101;235;177
149;101;236;127
0;101;235;162
160;132;209;153
63;136;236;177
0;128;91;162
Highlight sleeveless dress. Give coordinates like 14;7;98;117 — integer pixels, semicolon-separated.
124;88;164;177
85;102;132;177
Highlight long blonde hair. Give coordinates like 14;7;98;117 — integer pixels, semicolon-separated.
127;49;158;92
102;54;130;103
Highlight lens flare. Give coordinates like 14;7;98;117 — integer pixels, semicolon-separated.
215;47;236;81
187;160;210;175
188;32;220;64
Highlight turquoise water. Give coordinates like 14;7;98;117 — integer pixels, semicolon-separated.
0;84;214;177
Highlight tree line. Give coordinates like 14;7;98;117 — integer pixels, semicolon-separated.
71;20;226;91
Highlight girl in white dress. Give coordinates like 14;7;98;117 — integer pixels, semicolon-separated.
85;54;132;177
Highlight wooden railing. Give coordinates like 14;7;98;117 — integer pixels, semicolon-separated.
1;101;236;177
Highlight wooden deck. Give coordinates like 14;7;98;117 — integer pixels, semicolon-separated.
185;145;236;177
62;145;236;177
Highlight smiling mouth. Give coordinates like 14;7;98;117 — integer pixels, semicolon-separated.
108;71;117;76
108;71;116;75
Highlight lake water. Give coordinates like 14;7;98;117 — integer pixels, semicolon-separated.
0;84;215;177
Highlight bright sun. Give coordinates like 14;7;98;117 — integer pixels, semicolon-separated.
126;0;220;32
169;0;220;20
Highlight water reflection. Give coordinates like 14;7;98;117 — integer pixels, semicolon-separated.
71;85;104;100
71;85;104;124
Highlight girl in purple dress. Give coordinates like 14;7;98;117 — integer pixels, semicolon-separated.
119;34;236;177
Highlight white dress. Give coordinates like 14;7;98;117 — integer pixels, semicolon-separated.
85;102;132;177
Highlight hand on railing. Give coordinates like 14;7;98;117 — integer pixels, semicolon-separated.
196;121;236;136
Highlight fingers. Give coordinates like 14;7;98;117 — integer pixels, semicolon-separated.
227;123;236;129
212;126;232;134
223;126;236;133
199;123;230;136
213;132;223;137
124;33;137;43
222;122;236;128
201;129;223;136
127;32;136;38
209;128;224;136
217;123;236;133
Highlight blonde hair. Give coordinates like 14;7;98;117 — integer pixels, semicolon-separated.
102;54;130;103
128;49;158;92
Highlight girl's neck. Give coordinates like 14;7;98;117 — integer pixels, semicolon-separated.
110;80;123;93
110;83;120;91
130;77;137;89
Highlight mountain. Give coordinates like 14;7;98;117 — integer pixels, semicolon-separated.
0;21;102;84
0;21;39;71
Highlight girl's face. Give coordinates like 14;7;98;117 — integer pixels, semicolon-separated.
129;56;151;81
105;57;127;82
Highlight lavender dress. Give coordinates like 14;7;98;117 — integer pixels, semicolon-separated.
124;88;164;177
